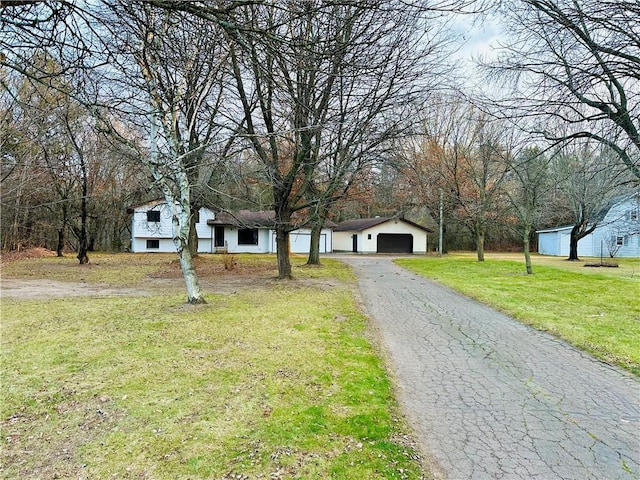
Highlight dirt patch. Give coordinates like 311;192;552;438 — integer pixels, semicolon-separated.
0;247;56;265
0;278;153;300
148;254;279;279
1;259;342;300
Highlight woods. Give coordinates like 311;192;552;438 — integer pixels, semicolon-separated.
1;0;638;298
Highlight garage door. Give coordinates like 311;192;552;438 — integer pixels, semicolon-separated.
377;233;413;253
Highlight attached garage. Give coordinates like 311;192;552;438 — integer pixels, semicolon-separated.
333;217;431;254
377;233;413;253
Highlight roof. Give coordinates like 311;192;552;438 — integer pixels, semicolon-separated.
334;217;432;233
126;199;165;214
536;225;574;234
208;210;277;228
207;210;337;229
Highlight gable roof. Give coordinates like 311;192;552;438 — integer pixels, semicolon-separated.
334;217;432;233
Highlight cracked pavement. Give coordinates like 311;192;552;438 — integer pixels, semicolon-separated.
341;256;640;480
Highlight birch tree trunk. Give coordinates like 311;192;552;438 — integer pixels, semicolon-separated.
171;201;205;304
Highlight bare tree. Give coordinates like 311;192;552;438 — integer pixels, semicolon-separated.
486;0;640;180
221;1;460;275
411;101;511;261
504;146;553;273
95;2;235;302
550;143;626;261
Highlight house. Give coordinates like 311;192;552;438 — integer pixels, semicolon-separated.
537;193;640;258
333;217;432;254
129;202;333;254
206;210;333;254
129;200;216;253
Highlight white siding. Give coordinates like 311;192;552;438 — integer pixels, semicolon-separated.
275;228;332;254
592;195;640;258
223;227;270;254
334;219;428;254
366;221;428;253
333;231;357;252
222;227;332;254
537;230;561;255
130;202;215;253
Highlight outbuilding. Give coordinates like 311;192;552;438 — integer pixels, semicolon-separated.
537;193;639;258
333;217;431;254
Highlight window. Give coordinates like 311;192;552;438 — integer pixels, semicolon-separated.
631;209;638;221
147;210;160;222
146;239;160;249
616;236;629;247
238;228;258;245
193;210;200;224
367;234;372;240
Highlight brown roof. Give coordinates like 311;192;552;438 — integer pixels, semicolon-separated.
206;210;337;229
334;217;432;233
207;210;276;228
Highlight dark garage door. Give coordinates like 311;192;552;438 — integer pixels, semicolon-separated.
377;233;413;253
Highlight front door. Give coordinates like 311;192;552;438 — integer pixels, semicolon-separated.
352;234;358;253
214;226;225;247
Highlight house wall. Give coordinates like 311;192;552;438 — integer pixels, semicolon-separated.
280;229;332;254
223;227;271;254
591;196;640;258
333;231;357;252
334;220;428;253
222;227;333;254
131;202;215;253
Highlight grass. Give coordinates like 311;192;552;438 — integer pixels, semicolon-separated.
0;252;354;286
396;252;640;376
1;253;423;479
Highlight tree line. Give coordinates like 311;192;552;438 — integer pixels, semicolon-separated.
1;0;638;302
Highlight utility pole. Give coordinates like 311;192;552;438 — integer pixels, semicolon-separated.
438;188;443;257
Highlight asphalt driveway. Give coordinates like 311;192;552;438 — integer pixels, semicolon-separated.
341;256;640;480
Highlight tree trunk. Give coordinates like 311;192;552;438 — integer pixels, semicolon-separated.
276;228;292;279
188;210;199;258
568;225;580;261
177;246;205;304
476;230;485;262
77;198;89;264
172;207;206;304
56;229;65;257
523;225;532;274
306;221;322;265
77;151;89;265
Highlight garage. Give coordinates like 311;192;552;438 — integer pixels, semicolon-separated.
377;233;413;253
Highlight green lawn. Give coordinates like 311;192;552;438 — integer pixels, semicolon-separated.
396;253;640;376
1;254;424;479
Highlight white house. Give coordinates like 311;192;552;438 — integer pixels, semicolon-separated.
206;210;333;254
128;200;216;253
129;203;333;254
333;217;431;254
537;193;640;258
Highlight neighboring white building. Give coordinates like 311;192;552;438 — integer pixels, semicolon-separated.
129;204;333;254
537;193;640;258
333;217;431;254
128;200;216;253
